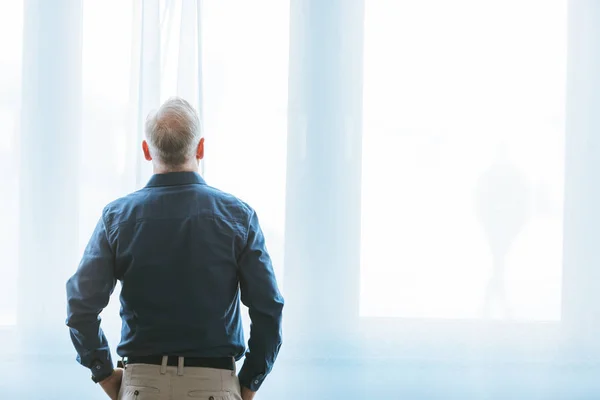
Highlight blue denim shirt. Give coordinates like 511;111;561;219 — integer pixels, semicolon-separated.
66;172;284;391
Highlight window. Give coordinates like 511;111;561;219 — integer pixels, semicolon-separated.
360;0;567;321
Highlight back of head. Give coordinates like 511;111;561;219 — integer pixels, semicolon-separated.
145;97;202;169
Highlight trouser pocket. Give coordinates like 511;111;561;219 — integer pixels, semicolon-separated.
119;385;161;400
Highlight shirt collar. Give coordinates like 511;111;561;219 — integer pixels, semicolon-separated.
145;171;206;188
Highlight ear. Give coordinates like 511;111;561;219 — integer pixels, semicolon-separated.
196;137;205;160
142;140;152;161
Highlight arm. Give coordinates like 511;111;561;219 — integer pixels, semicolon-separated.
237;210;284;393
65;212;117;383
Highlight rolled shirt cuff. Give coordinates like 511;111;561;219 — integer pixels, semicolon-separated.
90;359;115;382
238;372;266;392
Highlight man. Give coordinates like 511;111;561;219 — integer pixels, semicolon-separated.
66;97;284;400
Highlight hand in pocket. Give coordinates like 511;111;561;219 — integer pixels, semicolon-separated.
100;368;124;400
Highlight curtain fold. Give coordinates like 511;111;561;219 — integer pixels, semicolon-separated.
18;0;83;351
177;0;199;107
0;0;23;326
134;0;161;187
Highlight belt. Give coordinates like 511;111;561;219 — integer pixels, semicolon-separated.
125;356;235;371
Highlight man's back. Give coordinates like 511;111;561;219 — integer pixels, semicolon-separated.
109;172;252;358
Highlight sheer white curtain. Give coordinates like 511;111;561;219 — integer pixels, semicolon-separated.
360;0;566;321
0;0;23;327
0;0;289;340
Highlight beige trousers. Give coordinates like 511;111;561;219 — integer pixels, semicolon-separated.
118;357;243;400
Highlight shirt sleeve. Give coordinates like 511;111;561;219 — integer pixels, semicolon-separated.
237;209;284;392
65;212;117;381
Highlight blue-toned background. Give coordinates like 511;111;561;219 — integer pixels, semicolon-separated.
2;0;600;398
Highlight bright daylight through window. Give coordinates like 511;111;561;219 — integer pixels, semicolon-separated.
360;0;567;321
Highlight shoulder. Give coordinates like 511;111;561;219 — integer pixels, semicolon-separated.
201;184;256;222
100;189;149;228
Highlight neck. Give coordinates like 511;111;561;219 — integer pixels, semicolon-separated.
153;161;199;175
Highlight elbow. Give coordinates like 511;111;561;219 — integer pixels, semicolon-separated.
65;295;101;329
273;293;284;315
65;311;101;330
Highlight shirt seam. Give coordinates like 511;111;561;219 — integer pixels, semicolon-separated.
244;209;254;245
100;209;116;257
104;213;247;236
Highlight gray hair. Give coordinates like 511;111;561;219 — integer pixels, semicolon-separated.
145;97;202;167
